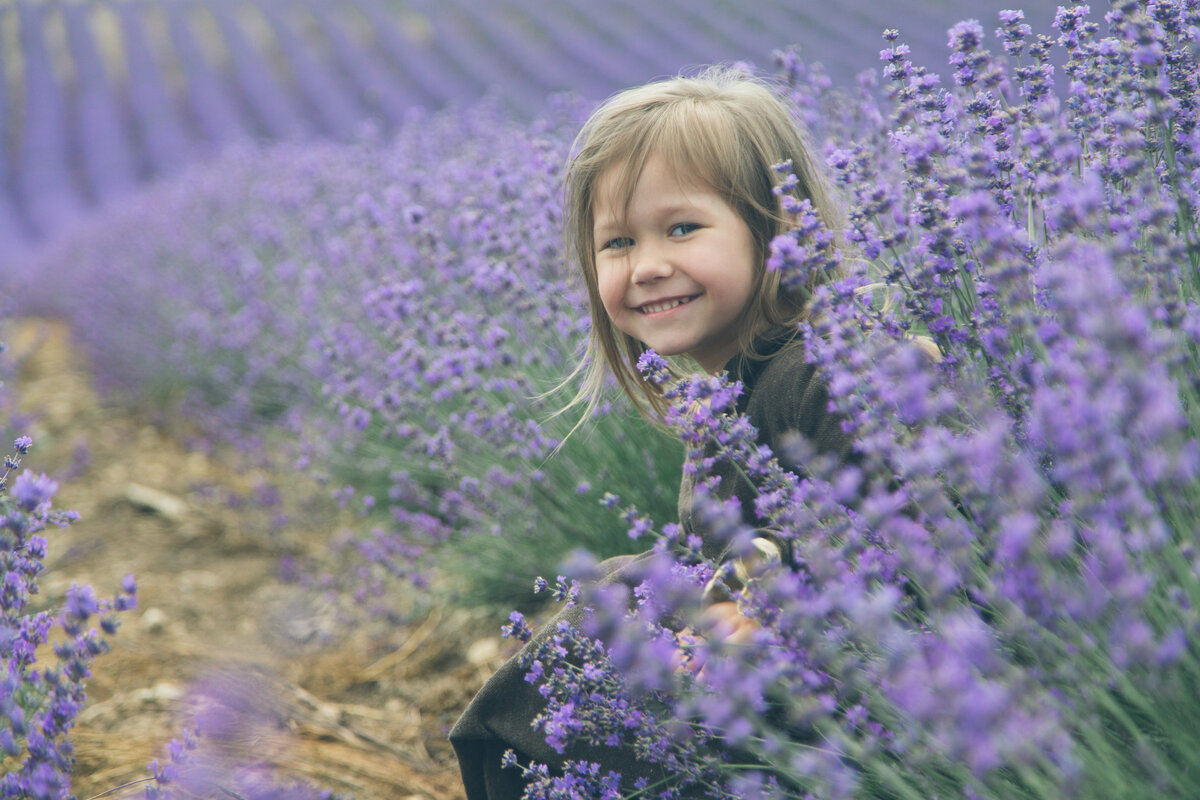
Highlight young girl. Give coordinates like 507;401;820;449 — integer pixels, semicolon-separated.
449;66;857;800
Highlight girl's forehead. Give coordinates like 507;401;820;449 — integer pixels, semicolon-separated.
593;153;714;215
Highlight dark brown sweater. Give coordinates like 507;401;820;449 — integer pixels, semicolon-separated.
448;337;855;800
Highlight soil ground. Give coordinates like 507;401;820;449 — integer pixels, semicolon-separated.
8;319;518;799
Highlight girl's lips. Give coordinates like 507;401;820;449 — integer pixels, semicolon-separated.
636;295;698;315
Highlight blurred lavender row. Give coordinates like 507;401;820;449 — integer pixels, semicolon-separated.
0;0;1066;249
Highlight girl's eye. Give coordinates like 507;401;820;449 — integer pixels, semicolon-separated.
600;236;634;252
669;223;700;236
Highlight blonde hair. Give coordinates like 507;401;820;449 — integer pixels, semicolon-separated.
559;65;846;424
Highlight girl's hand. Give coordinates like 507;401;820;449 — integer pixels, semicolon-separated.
675;601;761;681
701;601;760;647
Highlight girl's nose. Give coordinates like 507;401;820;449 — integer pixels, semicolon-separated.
630;246;673;284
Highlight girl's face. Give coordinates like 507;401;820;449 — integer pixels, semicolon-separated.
592;156;758;373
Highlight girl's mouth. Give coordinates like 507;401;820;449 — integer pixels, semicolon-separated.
638;296;697;314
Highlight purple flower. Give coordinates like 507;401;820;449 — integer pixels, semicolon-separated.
11;472;57;513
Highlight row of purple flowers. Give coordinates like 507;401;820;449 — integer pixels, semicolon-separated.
0;0;1063;244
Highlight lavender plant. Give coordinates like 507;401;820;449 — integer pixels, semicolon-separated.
113;0;195;176
155;0;255;150
500;3;1200;798
0;428;137;797
62;2;138;203
0;318;138;798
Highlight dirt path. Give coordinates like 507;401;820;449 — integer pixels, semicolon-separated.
8;320;511;799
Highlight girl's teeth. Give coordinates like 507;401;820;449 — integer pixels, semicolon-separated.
642;297;691;313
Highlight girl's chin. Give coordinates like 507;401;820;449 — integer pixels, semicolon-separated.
637;341;690;359
640;345;728;373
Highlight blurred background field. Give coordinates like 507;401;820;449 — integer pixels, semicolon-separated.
0;0;1066;248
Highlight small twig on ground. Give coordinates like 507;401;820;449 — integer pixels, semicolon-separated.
361;606;444;680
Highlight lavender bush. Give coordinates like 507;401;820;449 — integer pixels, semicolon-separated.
0;328;137;797
499;3;1200;798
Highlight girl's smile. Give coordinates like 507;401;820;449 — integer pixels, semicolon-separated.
636;295;698;315
593;156;757;373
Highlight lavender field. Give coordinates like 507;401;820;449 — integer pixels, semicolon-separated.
0;0;1069;246
3;0;1200;798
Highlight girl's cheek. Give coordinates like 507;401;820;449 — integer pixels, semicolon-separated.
596;264;627;320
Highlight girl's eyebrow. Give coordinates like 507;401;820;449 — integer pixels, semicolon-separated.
592;210;621;232
593;199;702;234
